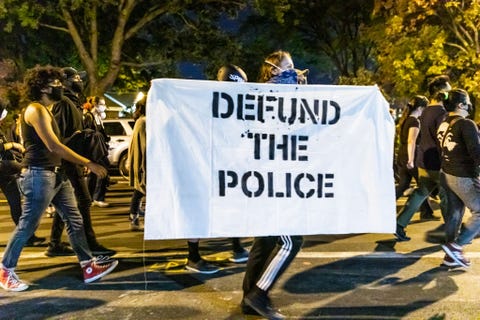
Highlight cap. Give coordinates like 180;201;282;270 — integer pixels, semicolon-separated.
217;64;248;82
62;67;87;81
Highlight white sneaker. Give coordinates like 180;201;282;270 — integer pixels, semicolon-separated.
92;200;110;208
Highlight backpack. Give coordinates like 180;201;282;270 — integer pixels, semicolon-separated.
65;128;110;167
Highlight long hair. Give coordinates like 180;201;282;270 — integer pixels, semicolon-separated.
258;50;291;83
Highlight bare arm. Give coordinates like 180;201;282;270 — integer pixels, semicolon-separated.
406;126;420;169
24;103;106;178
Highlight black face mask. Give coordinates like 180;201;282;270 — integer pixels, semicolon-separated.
71;81;84;94
48;86;64;102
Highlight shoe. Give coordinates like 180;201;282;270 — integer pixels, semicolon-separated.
25;235;46;247
185;259;220;274
45;242;75;257
130;216;143;232
92;200;110;208
83;256;118;283
442;242;471;268
419;213;441;221
0;267;29;292
90;244;116;256
45;205;56;218
229;248;249;263
394;224;411;242
244;288;285;320
441;254;462;268
240;299;260;315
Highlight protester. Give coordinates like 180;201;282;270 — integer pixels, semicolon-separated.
0;102;45;247
128;94;147;231
241;51;304;320
46;68;115;257
394;95;436;241
395;75;452;241
84;96;111;208
437;89;480;268
0;65;118;292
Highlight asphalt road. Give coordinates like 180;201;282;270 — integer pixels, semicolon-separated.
1;177;480;319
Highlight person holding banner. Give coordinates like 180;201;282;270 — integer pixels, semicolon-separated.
437;89;480;268
241;51;304;319
185;64;252;274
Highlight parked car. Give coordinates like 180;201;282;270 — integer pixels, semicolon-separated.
103;118;135;178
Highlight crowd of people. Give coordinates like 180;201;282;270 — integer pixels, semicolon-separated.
0;49;479;320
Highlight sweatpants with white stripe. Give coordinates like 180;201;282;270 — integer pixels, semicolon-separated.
243;235;303;295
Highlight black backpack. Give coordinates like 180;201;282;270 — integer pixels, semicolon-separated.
65;128;110;167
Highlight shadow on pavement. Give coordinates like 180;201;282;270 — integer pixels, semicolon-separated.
282;246;459;319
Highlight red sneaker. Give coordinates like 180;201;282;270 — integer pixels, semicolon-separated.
83;256;118;283
0;267;29;292
442;243;471;268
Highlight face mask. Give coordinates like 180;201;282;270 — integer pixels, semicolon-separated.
268;69;298;84
96;105;107;113
0;109;7;121
71;81;84;94
48;86;64;102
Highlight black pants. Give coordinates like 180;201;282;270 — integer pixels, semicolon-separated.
0;174;22;225
395;162;432;215
50;164;98;247
243;235;303;295
129;189;145;217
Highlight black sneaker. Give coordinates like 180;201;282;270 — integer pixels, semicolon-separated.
394;224;411;242
229;248;249;263
45;242;75;257
90;243;116;256
240;299;260;315
419;213;441;221
185;259;220;274
25;235;46;247
244;288;285;320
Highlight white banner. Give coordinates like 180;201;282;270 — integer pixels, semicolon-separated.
145;79;396;240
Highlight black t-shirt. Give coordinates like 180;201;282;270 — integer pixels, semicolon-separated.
438;115;480;177
416;104;447;170
397;116;420;165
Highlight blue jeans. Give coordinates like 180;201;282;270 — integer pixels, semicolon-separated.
1;168;92;268
442;172;480;246
397;168;447;227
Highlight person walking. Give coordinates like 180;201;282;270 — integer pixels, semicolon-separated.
46;68;115;257
83;96;111;208
241;51;304;320
0;66;118;292
0;103;45;246
437;89;480;268
395;75;452;241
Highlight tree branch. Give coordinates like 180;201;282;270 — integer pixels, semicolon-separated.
38;23;69;33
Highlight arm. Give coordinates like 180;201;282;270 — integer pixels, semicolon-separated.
406;126;420;169
24;103;106;178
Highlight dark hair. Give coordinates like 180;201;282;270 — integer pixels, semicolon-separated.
397;95;429;131
428;75;450;100
258;50;291;83
23;65;63;101
217;64;248;82
444;88;469;112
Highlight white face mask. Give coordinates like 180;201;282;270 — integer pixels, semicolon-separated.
0;109;7;121
96;105;107;113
